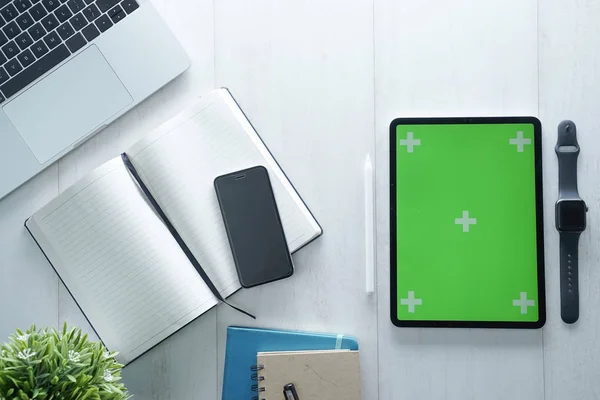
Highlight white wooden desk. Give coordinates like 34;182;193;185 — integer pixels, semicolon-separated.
1;0;599;398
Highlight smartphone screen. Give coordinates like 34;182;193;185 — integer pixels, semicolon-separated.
214;166;293;288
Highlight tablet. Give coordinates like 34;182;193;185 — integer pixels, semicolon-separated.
390;117;545;328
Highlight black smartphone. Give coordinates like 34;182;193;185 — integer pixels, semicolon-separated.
214;165;293;288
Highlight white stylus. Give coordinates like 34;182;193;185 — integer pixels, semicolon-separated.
364;154;376;294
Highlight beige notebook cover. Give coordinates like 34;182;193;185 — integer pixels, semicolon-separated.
257;350;362;400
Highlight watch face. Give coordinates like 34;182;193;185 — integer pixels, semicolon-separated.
556;199;587;232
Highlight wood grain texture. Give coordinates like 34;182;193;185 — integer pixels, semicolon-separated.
214;0;378;398
374;0;543;399
0;167;59;338
54;0;218;397
5;0;600;398
539;1;600;398
121;311;217;400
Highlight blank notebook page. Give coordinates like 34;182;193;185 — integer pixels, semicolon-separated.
27;158;217;364
126;89;321;298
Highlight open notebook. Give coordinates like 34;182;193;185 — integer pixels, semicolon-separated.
25;89;322;365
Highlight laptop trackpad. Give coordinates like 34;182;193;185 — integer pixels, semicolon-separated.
3;45;132;164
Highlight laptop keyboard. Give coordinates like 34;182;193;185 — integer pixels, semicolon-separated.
0;0;138;102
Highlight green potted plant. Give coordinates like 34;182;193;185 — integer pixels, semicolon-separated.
0;323;130;399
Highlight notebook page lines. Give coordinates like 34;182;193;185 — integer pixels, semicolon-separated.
128;100;307;296
77;226;158;282
138;160;306;257
130;106;252;293
37;160;216;356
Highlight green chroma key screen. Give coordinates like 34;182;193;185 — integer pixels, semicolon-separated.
390;117;545;328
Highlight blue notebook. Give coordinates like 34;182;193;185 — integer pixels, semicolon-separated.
222;326;359;400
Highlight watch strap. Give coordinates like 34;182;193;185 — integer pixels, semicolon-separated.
556;120;580;195
560;232;580;324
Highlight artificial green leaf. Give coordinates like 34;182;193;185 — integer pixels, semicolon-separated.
0;325;130;400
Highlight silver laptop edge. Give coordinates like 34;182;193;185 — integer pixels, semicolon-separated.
0;0;189;200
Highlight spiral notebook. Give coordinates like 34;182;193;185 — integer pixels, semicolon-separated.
24;89;322;365
222;327;359;400
256;350;362;400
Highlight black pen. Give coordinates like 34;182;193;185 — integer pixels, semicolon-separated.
283;383;299;400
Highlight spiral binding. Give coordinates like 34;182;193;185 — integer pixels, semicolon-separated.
250;364;264;372
250;364;265;400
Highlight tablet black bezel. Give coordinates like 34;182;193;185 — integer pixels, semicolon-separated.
389;117;545;329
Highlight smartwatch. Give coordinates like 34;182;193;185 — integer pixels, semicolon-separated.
555;120;587;324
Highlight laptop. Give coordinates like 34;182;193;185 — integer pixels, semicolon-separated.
0;0;189;200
